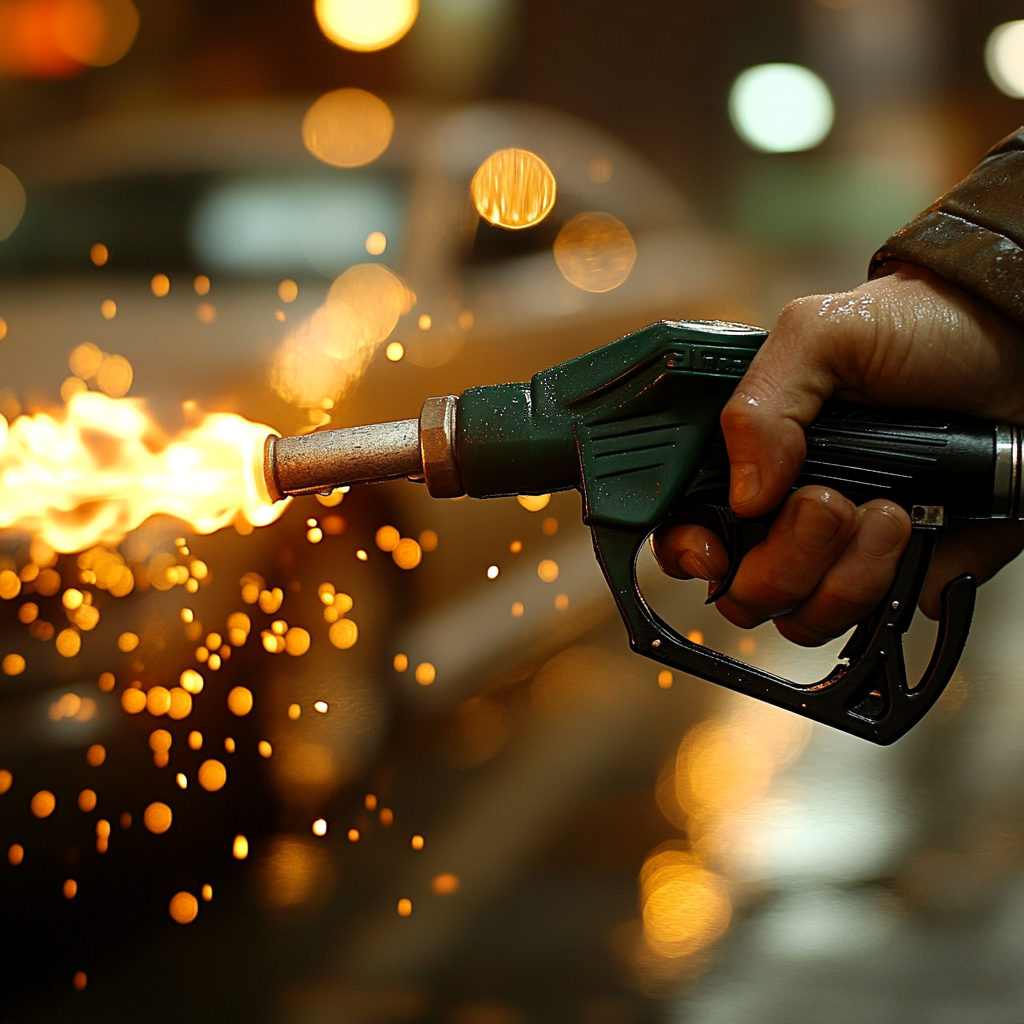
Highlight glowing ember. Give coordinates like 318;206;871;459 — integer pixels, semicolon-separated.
0;391;284;552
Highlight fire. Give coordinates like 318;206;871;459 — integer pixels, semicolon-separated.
0;390;285;552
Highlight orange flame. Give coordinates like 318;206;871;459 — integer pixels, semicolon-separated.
0;391;284;552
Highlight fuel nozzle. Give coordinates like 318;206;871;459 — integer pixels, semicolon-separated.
263;396;464;502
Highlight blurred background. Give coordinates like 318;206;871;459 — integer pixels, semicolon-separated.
1;1;1024;1021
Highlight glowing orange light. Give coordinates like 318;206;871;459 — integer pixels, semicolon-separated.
78;788;96;811
0;769;10;793
287;703;301;721
89;243;107;265
2;653;24;675
143;801;172;834
312;818;328;837
30;789;55;818
146;685;171;716
202;884;213;901
553;212;637;293
63;877;77;898
411;834;424;850
346;827;358;841
197;759;226;792
232;834;248;860
85;743;105;766
314;700;329;714
73;970;87;991
419;529;438;552
150;273;169;297
471;149;557;230
554;593;569;611
278;279;298;303
188;730;202;750
418;314;431;331
537;559;559;583
366;231;387;255
658;670;673;689
392;537;422;570
511;602;524;618
120;688;145;714
169;890;198;924
397;897;412;916
55;628;81;657
227;686;253;716
314;0;418;52
431;873;460;894
414;662;435;686
640;851;732;958
194;275;210;296
271;263;412;409
100;299;116;319
302;88;394;168
517;494;550;512
8;843;23;865
328;619;358;650
379;807;393;826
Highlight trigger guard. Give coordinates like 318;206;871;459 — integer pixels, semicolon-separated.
592;523;976;745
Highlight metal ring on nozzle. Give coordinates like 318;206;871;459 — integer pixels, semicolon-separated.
419;395;464;498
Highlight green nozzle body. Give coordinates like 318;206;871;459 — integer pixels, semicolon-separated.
455;320;767;529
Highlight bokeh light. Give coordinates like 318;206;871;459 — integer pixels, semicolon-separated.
314;0;418;52
471;149;557;230
553;212;637;293
143;801;172;834
729;63;834;153
30;790;55;818
169;891;198;924
302;88;395;169
986;21;1024;98
0;0;138;77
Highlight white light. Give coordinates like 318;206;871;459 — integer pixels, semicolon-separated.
986;21;1024;98
729;64;835;154
191;174;404;276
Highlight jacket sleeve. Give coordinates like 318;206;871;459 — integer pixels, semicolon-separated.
868;127;1024;329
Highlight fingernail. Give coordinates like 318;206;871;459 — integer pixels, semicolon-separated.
858;506;904;558
793;498;843;551
731;462;761;507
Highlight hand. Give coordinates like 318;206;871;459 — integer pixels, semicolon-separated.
654;264;1024;645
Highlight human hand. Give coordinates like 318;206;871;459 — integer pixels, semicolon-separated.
654;264;1024;645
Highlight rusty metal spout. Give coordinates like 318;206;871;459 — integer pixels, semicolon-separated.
263;396;464;502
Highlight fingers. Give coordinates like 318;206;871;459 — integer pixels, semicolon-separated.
919;521;1024;619
715;491;911;647
715;487;858;628
722;266;1024;519
773;501;911;646
651;523;728;581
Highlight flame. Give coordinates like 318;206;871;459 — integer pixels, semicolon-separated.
0;390;285;553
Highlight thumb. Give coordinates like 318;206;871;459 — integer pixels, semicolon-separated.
720;295;842;517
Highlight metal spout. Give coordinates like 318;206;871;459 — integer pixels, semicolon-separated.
263;396;464;502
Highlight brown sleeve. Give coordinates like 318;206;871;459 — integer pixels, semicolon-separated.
868;127;1024;328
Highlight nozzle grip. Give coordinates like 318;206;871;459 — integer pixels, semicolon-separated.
592;522;975;745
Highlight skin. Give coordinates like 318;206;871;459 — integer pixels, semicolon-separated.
653;264;1024;647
